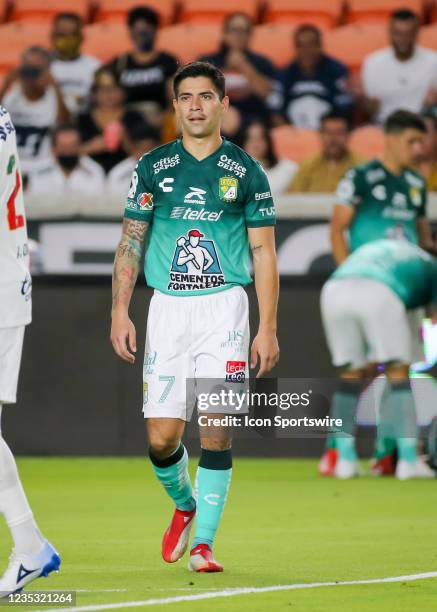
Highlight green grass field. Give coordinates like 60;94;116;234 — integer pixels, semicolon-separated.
1;458;437;611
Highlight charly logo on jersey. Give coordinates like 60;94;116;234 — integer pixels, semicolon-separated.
153;154;180;174
184;187;207;205
218;176;238;202
372;185;387;201
137;192;154;210
168;229;225;292
159;177;174;192
217;154;246;178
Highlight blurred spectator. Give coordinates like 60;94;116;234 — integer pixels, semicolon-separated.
77;68;127;173
28;124;105;196
200;12;275;124
0;46;69;176
107;111;160;196
416;108;437;190
362;9;437;124
50;12;101;116
108;5;178;125
273;25;353;130
235;120;297;195
290;113;362;193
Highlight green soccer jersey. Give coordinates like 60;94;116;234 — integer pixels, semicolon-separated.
333;239;437;309
123;138;275;296
336;159;427;252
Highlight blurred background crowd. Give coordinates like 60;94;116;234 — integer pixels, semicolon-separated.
1;0;437;207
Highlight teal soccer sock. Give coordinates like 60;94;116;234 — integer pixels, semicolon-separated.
330;380;361;461
149;444;196;511
191;448;232;550
379;381;418;464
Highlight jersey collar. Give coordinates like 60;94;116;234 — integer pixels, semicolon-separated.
176;137;227;164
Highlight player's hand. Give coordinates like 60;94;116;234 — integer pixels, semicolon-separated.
110;309;137;364
250;331;279;378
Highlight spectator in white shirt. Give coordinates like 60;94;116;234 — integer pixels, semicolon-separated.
107;111;160;198
50;12;101;116
28;124;105;197
235;120;297;195
0;46;70;176
361;9;437;123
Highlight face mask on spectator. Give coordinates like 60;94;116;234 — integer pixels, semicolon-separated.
132;29;156;52
53;34;82;59
57;154;79;170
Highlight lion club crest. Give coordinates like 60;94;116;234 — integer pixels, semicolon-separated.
137;192;154;210
219;176;238;202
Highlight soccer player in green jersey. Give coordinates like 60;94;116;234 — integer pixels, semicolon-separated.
110;62;279;572
319;110;435;477
321;238;437;480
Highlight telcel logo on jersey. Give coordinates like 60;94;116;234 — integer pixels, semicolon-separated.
217;155;246;178
225;361;246;383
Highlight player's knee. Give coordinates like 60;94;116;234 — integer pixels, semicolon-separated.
201;438;232;451
148;434;180;459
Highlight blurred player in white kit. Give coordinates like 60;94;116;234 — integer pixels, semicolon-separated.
0;105;60;596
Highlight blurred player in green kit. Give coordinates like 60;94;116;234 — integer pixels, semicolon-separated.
110;62;279;571
321;110;435;478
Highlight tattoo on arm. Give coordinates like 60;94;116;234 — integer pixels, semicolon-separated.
112;219;149;310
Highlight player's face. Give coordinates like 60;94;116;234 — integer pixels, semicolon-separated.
390;129;425;168
173;77;229;139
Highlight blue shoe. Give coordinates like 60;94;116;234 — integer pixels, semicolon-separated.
0;541;61;597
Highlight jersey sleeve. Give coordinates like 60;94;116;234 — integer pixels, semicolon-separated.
335;168;363;207
123;155;154;222
244;161;276;227
416;183;427;218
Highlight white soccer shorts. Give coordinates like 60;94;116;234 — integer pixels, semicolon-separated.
142;286;250;420
321;278;413;370
0;326;25;404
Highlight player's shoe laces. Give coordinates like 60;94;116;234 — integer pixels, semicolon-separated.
318;449;338;476
188;544;223;573
396;458;435;480
0;541;61;598
162;508;196;563
334;458;360;479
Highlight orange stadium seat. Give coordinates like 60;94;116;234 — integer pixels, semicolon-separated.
419;24;437;52
263;0;344;30
157;24;221;64
346;0;423;25
0;22;51;73
0;0;8;23
179;0;259;24
325;24;388;74
95;0;176;25
271;126;320;163
350;126;384;160
250;24;294;67
11;0;90;22
82;22;131;62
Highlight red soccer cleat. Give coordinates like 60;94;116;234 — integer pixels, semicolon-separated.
162;508;196;563
188;544;223;573
370;453;397;476
318;449;338;476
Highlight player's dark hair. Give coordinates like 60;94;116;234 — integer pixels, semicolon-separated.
51;123;79;145
235;120;277;168
173;61;226;100
320;111;351;131
391;8;419;22
53;12;83;28
223;12;254;32
294;24;322;45
127;6;159;28
384;110;427;134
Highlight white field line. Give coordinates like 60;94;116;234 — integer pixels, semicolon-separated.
29;571;437;612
